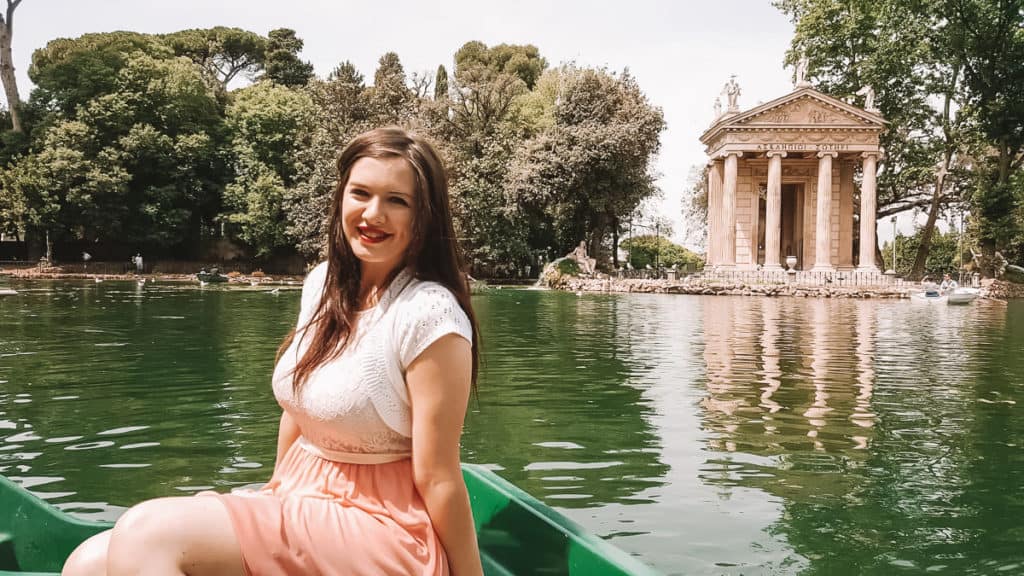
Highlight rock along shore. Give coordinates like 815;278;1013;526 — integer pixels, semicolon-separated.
555;276;1024;300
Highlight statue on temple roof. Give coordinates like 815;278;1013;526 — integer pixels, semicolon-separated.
794;56;810;88
723;75;741;111
856;85;878;112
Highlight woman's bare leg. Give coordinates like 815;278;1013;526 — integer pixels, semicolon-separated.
62;529;112;576
63;495;245;576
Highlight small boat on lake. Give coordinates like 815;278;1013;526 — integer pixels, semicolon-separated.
195;270;229;284
911;290;946;303
0;288;16;296
0;465;659;576
946;287;981;305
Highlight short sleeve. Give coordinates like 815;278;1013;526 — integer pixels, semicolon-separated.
395;283;473;371
296;261;328;330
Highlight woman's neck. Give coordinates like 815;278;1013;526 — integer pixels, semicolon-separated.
358;264;401;309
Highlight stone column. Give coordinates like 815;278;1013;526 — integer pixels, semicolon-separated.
707;161;723;267
764;151;786;270
721;152;741;267
811;151;838;272
858;152;880;272
839;160;855;268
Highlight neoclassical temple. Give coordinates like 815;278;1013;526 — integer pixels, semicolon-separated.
701;79;886;275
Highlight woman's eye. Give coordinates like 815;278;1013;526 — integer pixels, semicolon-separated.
350;188;369;197
390;197;409;206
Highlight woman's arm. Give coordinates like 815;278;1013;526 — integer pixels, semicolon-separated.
407;334;483;576
275;411;301;472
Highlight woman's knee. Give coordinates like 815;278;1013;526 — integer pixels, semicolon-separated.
61;530;112;576
106;498;179;566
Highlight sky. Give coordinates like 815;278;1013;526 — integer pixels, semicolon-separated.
12;0;828;248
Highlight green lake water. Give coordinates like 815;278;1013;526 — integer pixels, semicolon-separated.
1;279;1023;575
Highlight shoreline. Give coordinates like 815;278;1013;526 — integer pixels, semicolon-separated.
553;276;1024;300
0;267;304;286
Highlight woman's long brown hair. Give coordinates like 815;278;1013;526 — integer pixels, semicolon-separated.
276;127;480;392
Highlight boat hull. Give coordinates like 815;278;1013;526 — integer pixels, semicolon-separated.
0;466;659;575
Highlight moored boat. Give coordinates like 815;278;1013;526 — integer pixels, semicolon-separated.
947;287;981;305
0;465;660;575
195;270;229;284
911;291;946;303
0;287;16;296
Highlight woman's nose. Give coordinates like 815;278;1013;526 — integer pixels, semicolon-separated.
363;197;385;222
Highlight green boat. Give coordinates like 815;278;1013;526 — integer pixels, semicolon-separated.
0;465;660;576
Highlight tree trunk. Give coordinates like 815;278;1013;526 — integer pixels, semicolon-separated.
0;1;22;132
611;215;619;268
908;174;943;281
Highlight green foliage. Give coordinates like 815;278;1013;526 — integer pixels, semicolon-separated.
161;27;267;88
224;82;314;256
776;0;1024;275
555;257;580;276
455;42;547;89
264;28;313;87
620;235;703;270
5;29;666;274
434;65;449;100
506;66;665;263
29;32;172;115
881;227;963;279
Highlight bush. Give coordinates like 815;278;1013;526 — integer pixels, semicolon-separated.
556;258;581;276
620;235;703;270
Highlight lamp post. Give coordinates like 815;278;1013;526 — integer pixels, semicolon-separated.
888;215;898;274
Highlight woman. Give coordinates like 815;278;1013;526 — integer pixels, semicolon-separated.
63;127;484;576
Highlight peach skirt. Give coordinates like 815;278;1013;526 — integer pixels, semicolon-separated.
213;441;448;576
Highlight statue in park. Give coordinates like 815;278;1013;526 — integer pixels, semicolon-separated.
856;85;878;112
723;76;741;112
568;240;597;275
794;56;810;88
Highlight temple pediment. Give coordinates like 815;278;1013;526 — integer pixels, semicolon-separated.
700;88;885;147
739;96;877;127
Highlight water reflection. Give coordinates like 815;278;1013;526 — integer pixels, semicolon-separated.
463;290;669;509
698;296;1024;574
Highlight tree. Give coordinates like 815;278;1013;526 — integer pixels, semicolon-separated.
454;41;547;89
680;164;710;251
370;52;412;123
162;27;267;90
0;0;22;131
29;31;172;116
506;66;665;267
284;68;373;257
947;0;1024;262
620;235;703;271
434;64;449;100
776;0;974;280
224;82;314;256
264;28;313;87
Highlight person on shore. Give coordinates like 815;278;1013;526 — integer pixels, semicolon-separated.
62;127;484;576
940;273;958;293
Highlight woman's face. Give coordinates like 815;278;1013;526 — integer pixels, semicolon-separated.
341;156;418;279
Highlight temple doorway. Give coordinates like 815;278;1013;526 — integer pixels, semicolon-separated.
779;183;804;269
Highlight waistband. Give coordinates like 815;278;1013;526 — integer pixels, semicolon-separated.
297;436;411;465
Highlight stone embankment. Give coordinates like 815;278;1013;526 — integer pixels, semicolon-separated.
558;277;1024;299
983;279;1024;300
559;277;914;298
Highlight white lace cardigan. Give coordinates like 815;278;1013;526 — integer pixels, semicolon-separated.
271;262;473;461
